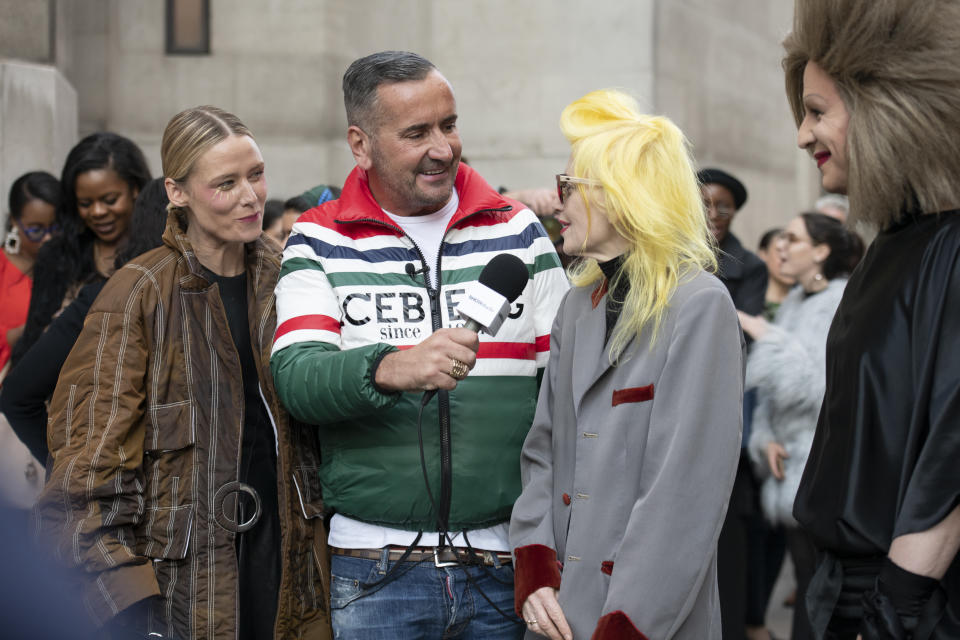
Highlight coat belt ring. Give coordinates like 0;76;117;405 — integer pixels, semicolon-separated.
213;481;261;533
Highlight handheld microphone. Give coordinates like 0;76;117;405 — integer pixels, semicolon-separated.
456;253;529;336
421;253;529;405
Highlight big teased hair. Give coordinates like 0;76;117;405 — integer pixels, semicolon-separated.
784;0;960;230
562;89;716;361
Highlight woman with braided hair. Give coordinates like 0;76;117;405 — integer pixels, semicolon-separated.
784;0;960;638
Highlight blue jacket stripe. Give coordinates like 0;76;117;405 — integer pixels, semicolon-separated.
443;221;548;257
287;233;418;263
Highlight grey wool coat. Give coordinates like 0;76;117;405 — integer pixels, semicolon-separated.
509;270;744;640
746;278;846;527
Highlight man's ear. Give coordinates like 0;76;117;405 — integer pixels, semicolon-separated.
165;177;189;209
348;125;374;171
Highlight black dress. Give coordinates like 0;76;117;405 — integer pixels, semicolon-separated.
794;210;960;638
210;272;281;640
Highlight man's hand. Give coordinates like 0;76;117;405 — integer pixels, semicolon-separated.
374;328;479;392
522;586;572;640
503;188;561;217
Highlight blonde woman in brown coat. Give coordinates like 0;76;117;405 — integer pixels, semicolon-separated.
35;107;331;639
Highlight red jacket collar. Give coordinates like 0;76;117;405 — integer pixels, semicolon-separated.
333;163;512;228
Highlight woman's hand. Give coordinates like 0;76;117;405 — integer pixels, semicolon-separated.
737;310;769;340
522;586;572;640
766;442;789;480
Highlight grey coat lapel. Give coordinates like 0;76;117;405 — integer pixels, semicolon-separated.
571;288;634;416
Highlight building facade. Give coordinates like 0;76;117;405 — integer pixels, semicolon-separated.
1;0;818;246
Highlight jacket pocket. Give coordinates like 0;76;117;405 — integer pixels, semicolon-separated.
144;401;195;452
611;384;654;406
141;403;196;561
292;465;324;519
289;417;325;519
142;501;195;560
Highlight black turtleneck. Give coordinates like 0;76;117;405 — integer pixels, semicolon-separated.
598;255;629;343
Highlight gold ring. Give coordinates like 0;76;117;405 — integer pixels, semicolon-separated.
526;618;538;626
451;358;468;380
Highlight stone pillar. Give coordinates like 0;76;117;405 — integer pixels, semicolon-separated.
0;0;78;229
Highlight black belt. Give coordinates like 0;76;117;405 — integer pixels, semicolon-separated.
807;552;884;638
330;545;512;568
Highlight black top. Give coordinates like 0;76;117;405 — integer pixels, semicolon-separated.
794;211;960;588
1;280;106;462
208;272;280;640
598;255;628;343
717;232;767;316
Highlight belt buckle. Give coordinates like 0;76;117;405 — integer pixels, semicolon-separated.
433;547;459;568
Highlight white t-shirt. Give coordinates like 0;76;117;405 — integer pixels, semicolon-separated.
329;188;509;552
383;190;458;289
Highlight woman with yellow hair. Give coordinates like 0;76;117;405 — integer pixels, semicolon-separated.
509;89;743;640
784;1;960;638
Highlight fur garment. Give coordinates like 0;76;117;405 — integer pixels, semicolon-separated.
746;278;846;526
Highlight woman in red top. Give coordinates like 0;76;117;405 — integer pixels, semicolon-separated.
0;172;60;376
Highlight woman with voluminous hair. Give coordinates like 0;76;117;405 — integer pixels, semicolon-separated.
35;106;332;640
783;0;960;231
509;89;743;640
783;1;960;639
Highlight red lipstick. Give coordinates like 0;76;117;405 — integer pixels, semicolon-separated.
814;151;830;167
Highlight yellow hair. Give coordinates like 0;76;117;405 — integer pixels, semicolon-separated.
561;89;717;361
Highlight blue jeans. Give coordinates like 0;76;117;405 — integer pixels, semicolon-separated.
330;552;524;639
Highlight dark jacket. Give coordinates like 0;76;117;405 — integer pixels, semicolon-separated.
717;232;767;316
34;212;331;639
1;280;105;462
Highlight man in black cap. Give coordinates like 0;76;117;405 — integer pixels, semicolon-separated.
698;167;769;640
698;168;767;315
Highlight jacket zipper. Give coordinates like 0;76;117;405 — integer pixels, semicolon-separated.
339;206;511;540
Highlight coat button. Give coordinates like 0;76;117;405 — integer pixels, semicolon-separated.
562;493;571;505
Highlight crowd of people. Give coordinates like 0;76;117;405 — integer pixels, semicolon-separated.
1;0;959;638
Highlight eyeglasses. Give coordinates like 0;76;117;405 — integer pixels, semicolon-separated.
556;174;602;204
703;201;736;221
15;219;61;242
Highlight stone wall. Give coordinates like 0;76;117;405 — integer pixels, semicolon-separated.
0;0;77;229
655;0;821;247
55;0;658;203
1;0;818;246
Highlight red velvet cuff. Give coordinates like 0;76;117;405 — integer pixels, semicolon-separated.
513;544;562;616
591;610;648;640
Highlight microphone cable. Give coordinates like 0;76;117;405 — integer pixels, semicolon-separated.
416;390;523;626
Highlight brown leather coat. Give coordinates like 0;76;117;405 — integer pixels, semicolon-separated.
35;212;331;639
